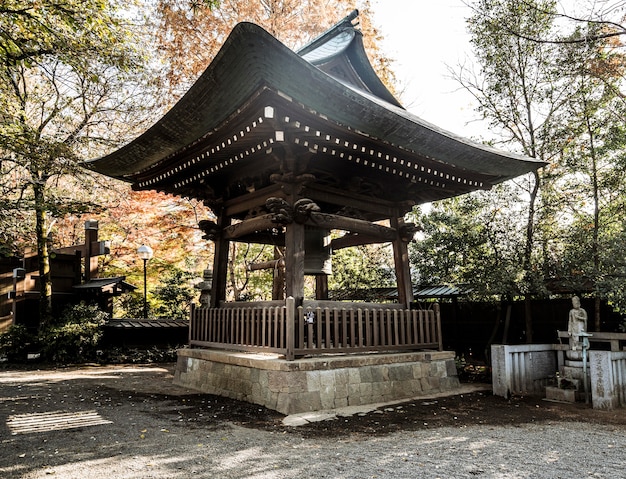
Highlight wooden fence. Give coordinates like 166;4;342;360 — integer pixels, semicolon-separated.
189;297;442;360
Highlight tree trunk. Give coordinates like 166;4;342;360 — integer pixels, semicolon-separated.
523;171;540;343
587;116;602;331
33;181;52;329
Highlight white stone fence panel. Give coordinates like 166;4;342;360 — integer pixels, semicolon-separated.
492;344;626;410
491;344;559;398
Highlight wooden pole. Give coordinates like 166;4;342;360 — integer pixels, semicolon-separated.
286;296;295;360
284;221;305;304
210;212;230;308
390;215;414;308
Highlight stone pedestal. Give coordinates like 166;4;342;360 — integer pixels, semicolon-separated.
174;349;460;415
546;359;588;403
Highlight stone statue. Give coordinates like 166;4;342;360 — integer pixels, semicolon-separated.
567;295;588;359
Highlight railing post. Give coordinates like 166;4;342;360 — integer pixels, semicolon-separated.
434;302;442;351
286;296;295;361
189;302;195;345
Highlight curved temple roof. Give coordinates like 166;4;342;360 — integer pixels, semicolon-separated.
84;12;545;207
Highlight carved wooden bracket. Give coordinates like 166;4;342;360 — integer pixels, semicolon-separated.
269;172;315;185
265;197;320;225
198;219;221;241
399;222;421;242
269;171;315;196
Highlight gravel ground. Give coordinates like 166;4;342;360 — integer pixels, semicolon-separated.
1;363;625;479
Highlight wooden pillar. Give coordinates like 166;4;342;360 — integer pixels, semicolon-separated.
210;213;230;308
84;221;99;282
284;221;305;304
315;275;329;300
272;246;285;300
391;215;413;308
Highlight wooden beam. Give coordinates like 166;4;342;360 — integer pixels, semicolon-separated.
247;259;284;271
223;215;276;240
303;184;399;218
305;212;396;240
331;233;389;250
232;232;285;246
223;184;284;216
223;212;396;244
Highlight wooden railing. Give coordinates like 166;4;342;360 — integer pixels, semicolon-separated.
189;297;442;360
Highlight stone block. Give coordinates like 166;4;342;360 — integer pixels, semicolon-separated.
371;366;389;382
545;386;575;403
371;381;389;399
319;391;335;410
306;370;321;392
249;367;260;383
359;366;373;383
212;361;225;375
391;380;418;398
189;357;199;371
334;381;348;399
334;368;349;385
251;382;263;400
267;371;287;393
430;361;446;378
557;376;580;390
348;368;361;384
276;392;291;414
234;366;252;381
348;383;361;398
563;365;585;381
319;370;336;393
359;382;373;397
288;392;322;414
441;376;460;391
412;363;424;379
429;377;441;390
176;356;188;373
389;364;413;381
445;359;458;377
490;345;508;398
285;371;307;393
258;370;269;389
266;391;278;410
590;350;619;410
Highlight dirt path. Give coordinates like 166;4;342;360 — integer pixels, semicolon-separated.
1;363;625;478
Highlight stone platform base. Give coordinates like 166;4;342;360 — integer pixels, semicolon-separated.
174;349;460;415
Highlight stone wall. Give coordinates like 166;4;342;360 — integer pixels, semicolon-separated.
174;349;460;415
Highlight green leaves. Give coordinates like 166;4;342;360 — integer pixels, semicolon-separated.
433;0;626;321
0;0;154;313
409;188;528;299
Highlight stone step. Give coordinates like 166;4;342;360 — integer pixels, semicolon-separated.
545;385;576;403
565;359;584;367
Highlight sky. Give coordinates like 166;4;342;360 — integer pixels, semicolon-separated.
370;0;480;137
